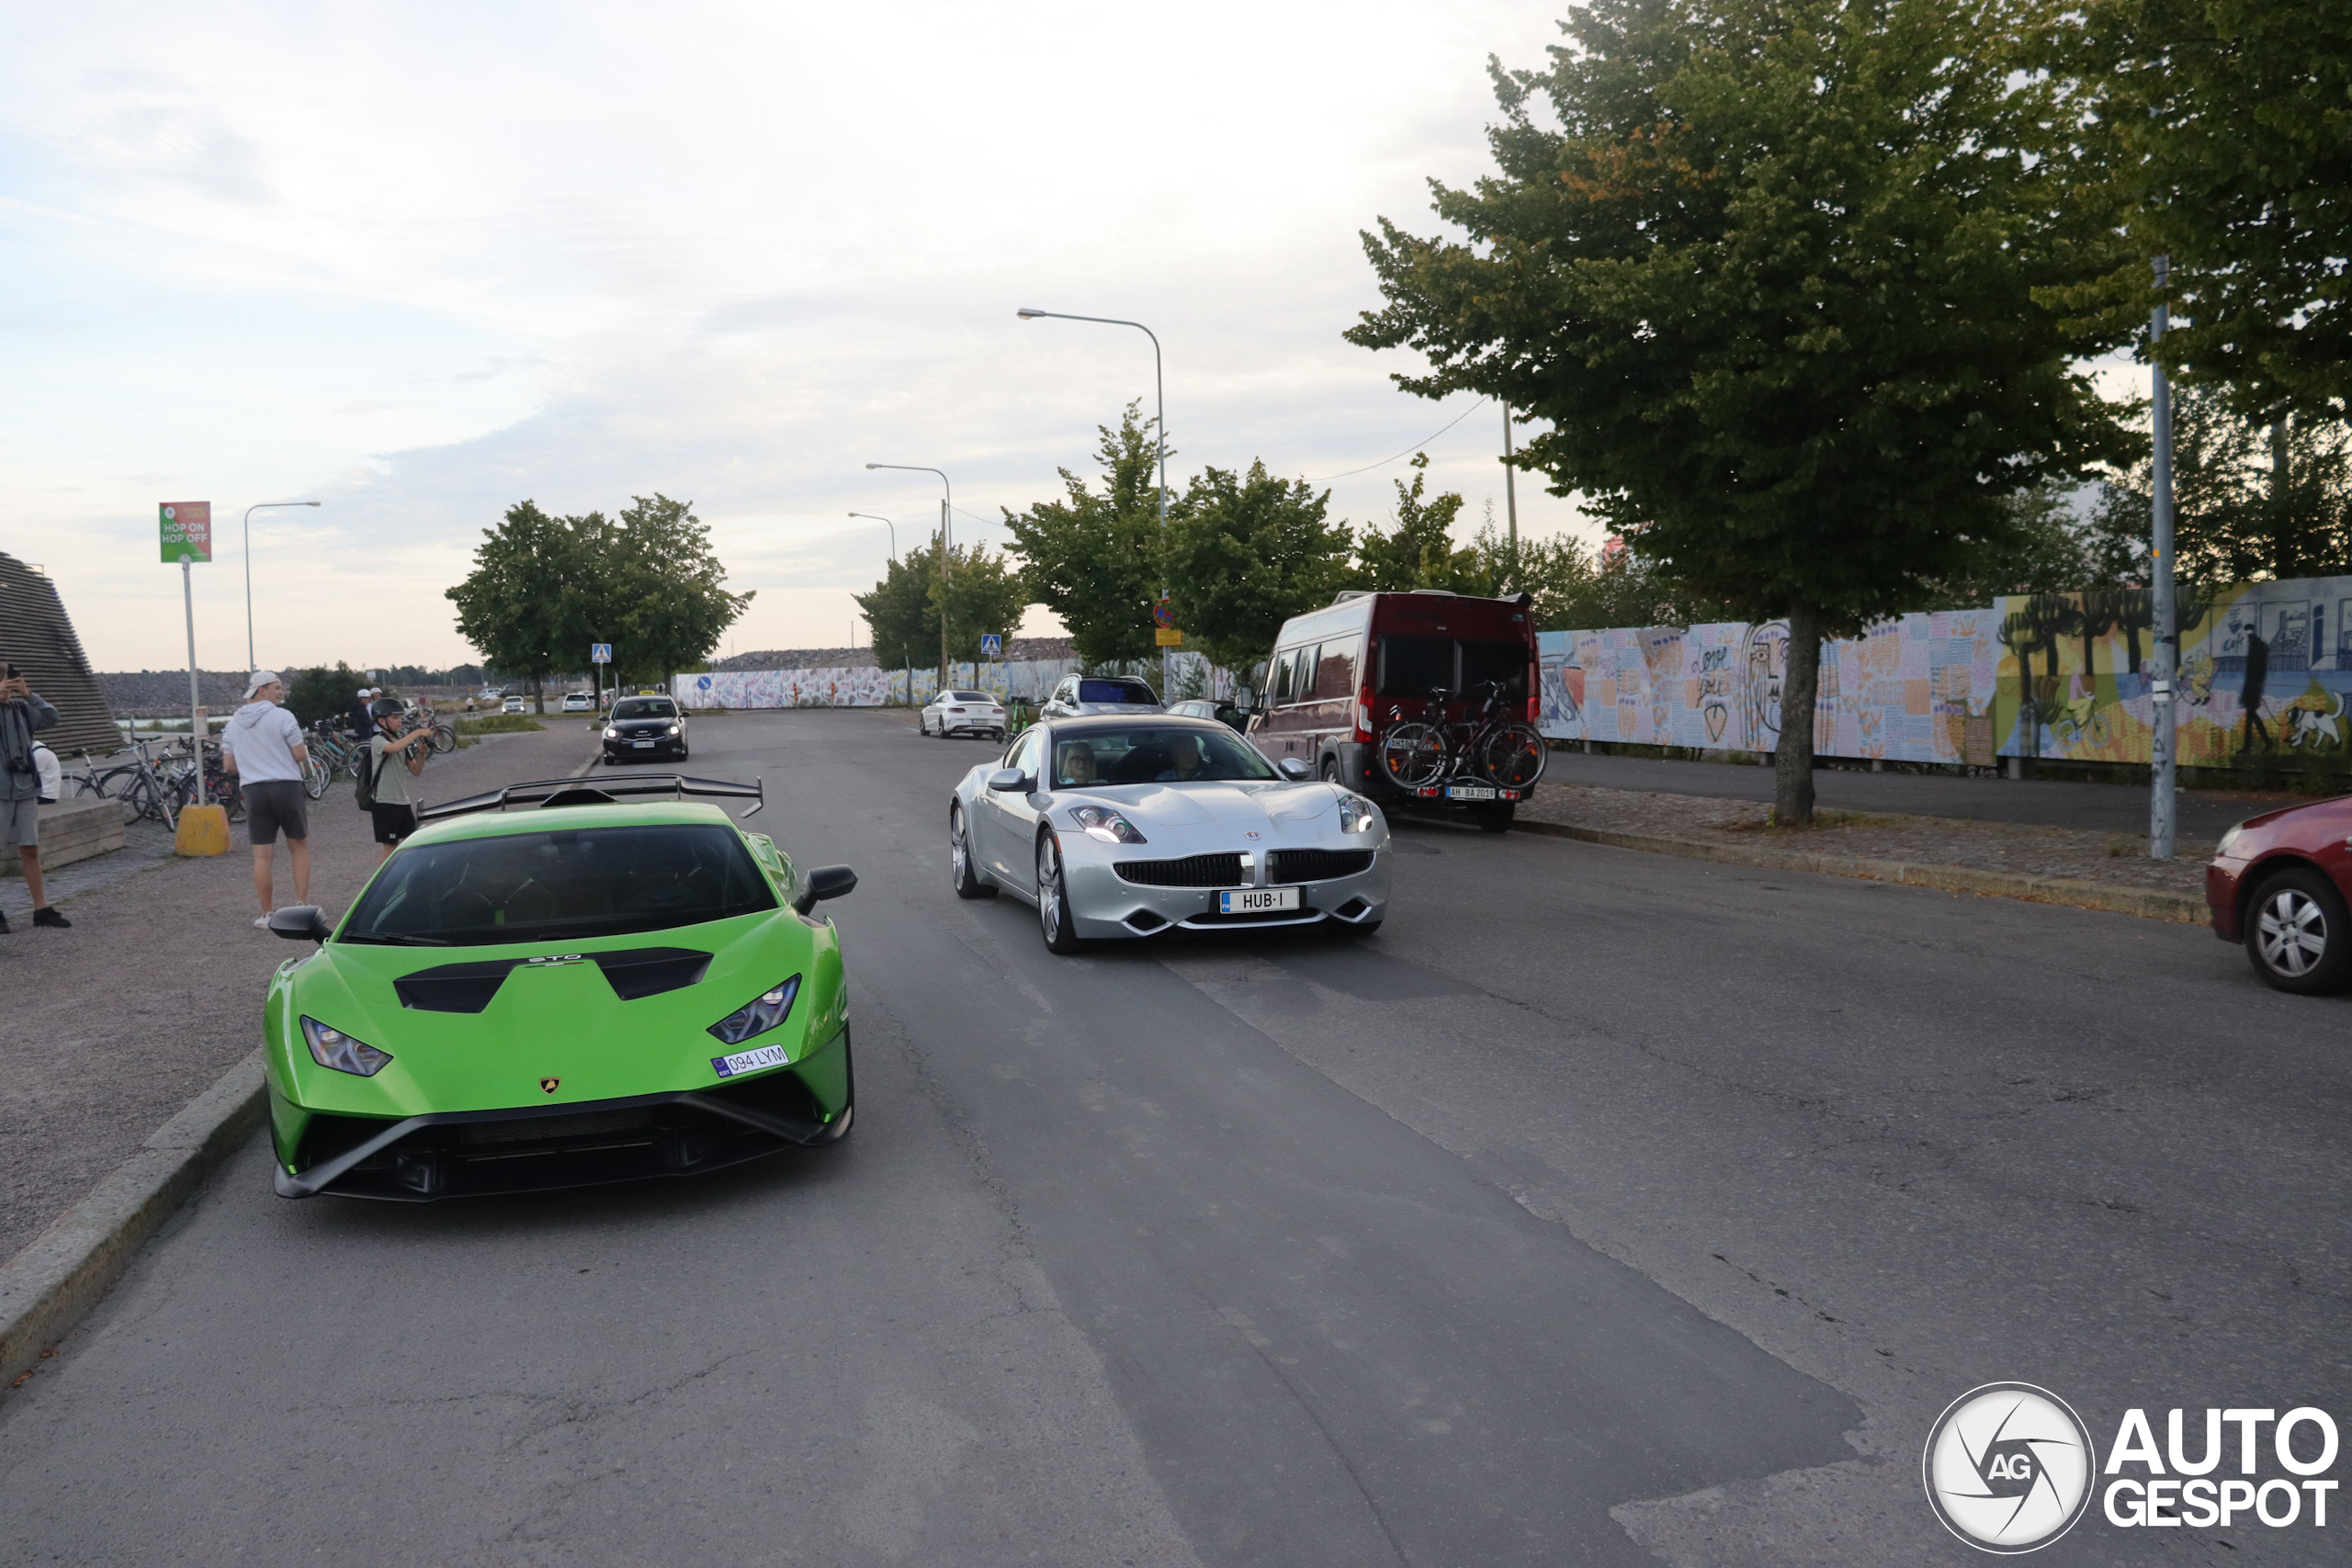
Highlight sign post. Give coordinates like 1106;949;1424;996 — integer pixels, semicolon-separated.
592;642;612;715
161;502;212;776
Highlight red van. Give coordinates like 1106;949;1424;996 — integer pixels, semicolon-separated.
1246;589;1544;830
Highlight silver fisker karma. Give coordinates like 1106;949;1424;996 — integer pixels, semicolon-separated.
947;716;1392;953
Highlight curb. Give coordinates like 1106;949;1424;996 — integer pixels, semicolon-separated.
0;1049;266;1394
1512;818;2208;924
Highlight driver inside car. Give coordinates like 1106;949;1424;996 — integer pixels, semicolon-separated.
1157;736;1208;782
1057;742;1098;787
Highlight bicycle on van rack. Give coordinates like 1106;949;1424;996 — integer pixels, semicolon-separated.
1375;679;1547;793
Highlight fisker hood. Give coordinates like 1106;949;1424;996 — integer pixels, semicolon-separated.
1062;781;1339;830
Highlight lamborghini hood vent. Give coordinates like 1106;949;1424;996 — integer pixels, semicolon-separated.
391;948;714;1012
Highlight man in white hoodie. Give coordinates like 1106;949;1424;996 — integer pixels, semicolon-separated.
220;671;313;927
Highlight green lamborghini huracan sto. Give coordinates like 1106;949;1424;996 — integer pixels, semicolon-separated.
261;775;857;1201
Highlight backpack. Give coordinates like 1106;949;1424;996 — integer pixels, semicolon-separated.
355;741;390;810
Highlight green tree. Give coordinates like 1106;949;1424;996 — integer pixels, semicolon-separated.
933;542;1031;665
447;501;601;713
1346;0;2132;823
854;543;940;684
582;494;754;691
1471;523;1722;629
285;662;363;728
1355;454;1488;593
1161;461;1356;672
1002;402;1170;666
2073;0;2352;423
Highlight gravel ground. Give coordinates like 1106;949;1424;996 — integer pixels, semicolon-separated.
1513;781;2214;895
0;723;595;1266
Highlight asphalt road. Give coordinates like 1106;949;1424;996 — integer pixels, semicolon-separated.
1539;748;2298;838
3;708;2344;1565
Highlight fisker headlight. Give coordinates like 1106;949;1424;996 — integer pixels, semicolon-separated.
301;1016;393;1077
708;975;801;1045
1337;793;1381;834
1069;805;1147;844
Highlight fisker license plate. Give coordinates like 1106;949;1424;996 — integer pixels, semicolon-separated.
1219;886;1301;914
1445;784;1498;800
631;739;654;749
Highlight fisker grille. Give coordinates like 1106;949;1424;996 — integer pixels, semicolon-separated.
1269;849;1375;883
1114;853;1245;887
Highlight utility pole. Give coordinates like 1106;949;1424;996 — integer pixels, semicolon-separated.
1502;406;1521;591
2149;255;2177;861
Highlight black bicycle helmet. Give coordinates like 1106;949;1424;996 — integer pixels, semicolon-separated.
368;697;404;720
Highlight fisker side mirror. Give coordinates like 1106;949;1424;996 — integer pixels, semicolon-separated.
1278;757;1312;781
986;768;1032;793
268;905;332;943
793;864;858;915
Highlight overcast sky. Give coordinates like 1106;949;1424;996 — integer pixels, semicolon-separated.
2;0;1610;675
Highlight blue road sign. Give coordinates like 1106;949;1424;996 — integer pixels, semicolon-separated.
980;634;1002;659
591;643;612;664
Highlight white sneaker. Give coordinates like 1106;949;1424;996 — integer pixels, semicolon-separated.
254;912;274;928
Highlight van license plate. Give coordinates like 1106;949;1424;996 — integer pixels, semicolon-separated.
1220;886;1301;914
1446;784;1498;801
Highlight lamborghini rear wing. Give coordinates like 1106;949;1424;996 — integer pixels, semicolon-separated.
417;773;765;822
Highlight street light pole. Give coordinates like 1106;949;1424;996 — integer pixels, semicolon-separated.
2149;256;2177;861
242;500;322;668
1502;407;1521;592
865;466;951;696
1018;307;1168;691
848;512;906;706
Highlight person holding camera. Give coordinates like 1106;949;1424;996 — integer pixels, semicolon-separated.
367;696;433;864
0;664;67;931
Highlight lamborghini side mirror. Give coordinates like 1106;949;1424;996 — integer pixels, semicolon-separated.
793;864;858;915
268;905;332;943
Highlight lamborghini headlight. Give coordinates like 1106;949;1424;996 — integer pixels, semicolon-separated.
1068;805;1147;844
301;1016;393;1077
1337;793;1380;834
708;975;801;1044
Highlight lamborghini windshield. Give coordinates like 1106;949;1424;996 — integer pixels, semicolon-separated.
341;823;775;945
1051;726;1279;788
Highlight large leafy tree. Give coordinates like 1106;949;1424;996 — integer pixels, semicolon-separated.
1001;402;1170;666
2074;0;2352;422
854;540;1034;682
447;501;603;711
1162;461;1356;673
1347;0;2134;823
1354;455;1487;593
854;542;938;681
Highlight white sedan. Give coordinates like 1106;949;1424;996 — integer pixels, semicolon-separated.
922;690;1007;739
501;695;528;714
947;717;1391;953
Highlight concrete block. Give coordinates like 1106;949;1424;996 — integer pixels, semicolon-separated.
1;797;125;875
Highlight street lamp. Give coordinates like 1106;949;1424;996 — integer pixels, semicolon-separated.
865;465;953;692
849;512;905;706
1016;307;1170;690
243;501;322;669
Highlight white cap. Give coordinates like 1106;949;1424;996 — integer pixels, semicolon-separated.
243;670;281;697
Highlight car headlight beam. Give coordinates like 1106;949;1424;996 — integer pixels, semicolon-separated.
1068;805;1147;844
301;1016;394;1077
1337;793;1380;834
708;975;802;1045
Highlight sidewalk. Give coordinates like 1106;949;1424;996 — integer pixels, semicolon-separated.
1536;748;2307;840
0;725;594;1267
1512;778;2211;905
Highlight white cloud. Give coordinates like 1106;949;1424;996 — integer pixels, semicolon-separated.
2;0;1598;671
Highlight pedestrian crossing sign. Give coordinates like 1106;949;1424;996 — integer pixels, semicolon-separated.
980;635;1002;658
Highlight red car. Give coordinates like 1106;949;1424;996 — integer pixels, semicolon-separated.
2205;794;2352;994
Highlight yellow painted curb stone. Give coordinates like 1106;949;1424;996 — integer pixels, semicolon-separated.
173;803;231;856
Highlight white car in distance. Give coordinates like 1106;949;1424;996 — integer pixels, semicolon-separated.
560;691;594;713
501;695;528;715
922;690;1007;740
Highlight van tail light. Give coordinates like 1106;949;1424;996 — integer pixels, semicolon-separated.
1527;668;1540;724
1354;683;1374;743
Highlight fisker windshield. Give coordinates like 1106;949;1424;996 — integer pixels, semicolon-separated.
1052;727;1279;787
342;824;775;945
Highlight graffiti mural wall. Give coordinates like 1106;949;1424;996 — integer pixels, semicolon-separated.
1538;575;2352;772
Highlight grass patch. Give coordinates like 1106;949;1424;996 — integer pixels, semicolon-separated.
458;714;545;735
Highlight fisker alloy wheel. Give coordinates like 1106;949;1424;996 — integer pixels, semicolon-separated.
2245;867;2352;995
1035;834;1086;953
950;806;996;899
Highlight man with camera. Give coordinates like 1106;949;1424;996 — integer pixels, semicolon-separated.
0;663;68;931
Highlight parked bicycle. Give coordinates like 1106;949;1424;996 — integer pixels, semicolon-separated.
1375;680;1548;793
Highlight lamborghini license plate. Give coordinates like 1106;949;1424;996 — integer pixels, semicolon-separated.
1219;886;1301;914
1445;784;1498;800
712;1043;790;1077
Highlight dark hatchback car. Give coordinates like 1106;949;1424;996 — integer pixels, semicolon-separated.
2206;793;2352;994
602;694;689;763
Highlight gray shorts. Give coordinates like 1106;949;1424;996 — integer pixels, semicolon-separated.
1;794;34;850
243;780;310;845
